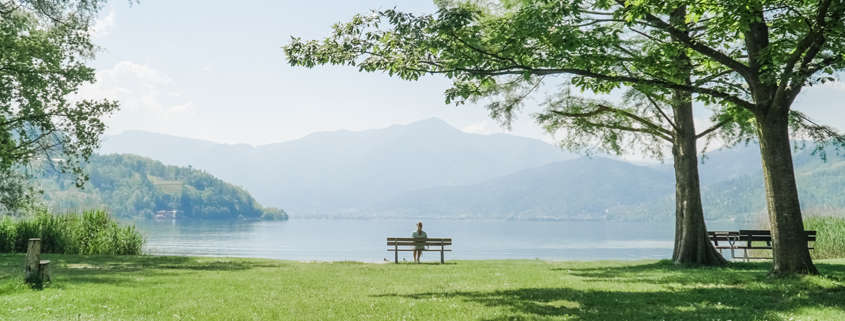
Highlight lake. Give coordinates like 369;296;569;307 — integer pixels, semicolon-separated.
132;219;743;262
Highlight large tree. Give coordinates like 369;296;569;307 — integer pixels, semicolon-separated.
0;0;119;212
536;6;734;265
285;0;844;275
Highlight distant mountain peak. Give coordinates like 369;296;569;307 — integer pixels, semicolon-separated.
395;117;460;133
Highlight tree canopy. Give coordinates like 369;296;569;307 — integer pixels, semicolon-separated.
0;0;119;212
285;0;842;146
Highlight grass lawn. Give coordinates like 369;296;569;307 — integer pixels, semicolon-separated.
1;255;844;320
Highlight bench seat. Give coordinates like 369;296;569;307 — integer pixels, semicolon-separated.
387;237;452;264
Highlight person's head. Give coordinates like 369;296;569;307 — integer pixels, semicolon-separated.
416;221;423;231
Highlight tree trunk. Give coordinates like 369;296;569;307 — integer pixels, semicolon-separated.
25;238;41;284
670;92;727;266
755;112;817;275
668;6;726;266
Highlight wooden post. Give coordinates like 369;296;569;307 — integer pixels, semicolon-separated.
25;238;41;284
440;240;445;264
39;260;51;283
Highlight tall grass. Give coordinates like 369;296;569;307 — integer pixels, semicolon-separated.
805;216;845;259
0;210;144;255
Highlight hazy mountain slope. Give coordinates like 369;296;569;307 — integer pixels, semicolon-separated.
99;118;845;221
698;148;845;220
365;147;845;222
36;154;287;220
696;144;764;185
100;118;574;215
371;157;675;220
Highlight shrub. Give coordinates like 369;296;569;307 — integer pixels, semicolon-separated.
0;210;144;255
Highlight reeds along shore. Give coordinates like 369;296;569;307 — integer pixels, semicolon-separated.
0;210;143;255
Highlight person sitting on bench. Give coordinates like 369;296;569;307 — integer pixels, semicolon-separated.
412;222;427;263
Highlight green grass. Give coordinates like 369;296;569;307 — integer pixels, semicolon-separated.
1;256;844;320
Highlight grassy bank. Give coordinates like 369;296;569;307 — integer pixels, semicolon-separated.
1;256;844;320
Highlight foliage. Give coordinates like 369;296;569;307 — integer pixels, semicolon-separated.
284;1;843;138
805;216;845;259
0;256;844;319
0;210;143;255
0;168;36;214
35;154;287;220
0;0;120;211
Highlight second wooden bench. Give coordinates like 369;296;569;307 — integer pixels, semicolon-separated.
708;229;816;261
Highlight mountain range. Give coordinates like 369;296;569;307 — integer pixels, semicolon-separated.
100;118;574;215
97;118;845;222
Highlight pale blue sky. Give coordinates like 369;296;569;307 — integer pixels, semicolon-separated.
82;0;845;147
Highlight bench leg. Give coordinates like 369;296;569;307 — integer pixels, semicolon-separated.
395;244;398;264
440;247;444;264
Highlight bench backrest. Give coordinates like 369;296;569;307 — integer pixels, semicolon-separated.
387;238;452;246
708;230;816;242
738;230;816;242
707;231;739;242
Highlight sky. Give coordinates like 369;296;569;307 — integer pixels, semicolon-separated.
80;0;845;148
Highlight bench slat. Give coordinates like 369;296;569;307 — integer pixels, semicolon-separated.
387;238;451;241
387;249;453;252
387;242;452;246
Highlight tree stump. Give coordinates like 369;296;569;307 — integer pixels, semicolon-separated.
25;238;41;284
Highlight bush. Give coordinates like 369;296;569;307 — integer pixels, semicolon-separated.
0;210;144;255
260;207;289;221
805;216;845;259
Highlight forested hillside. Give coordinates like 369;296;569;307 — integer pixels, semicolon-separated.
35;154;287;220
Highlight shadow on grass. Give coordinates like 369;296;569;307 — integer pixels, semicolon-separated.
561;260;845;286
378;261;845;321
0;254;284;291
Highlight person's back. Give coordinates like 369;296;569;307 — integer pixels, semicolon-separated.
412;229;427;239
412;222;427;263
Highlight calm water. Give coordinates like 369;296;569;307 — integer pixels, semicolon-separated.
131;219;741;262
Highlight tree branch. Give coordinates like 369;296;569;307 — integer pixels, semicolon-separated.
405;63;757;110
548;105;673;141
628;5;754;82
695;119;729;139
640;91;679;132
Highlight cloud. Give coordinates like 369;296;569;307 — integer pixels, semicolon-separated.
77;61;196;134
92;9;116;38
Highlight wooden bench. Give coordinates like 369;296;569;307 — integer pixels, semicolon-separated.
387;237;452;264
708;230;816;261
